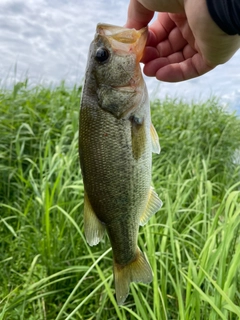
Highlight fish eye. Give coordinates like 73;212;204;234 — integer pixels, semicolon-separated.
95;47;110;63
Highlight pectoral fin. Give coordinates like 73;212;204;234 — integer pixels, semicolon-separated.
150;123;160;154
84;193;105;246
140;187;162;226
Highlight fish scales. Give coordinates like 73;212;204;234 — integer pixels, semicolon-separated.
79;23;162;305
80;107;150;226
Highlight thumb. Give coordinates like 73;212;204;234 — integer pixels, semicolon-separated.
125;0;154;29
137;0;184;13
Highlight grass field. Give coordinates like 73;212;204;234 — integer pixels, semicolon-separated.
0;81;240;319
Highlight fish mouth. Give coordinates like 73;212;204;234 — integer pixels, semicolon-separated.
96;23;148;61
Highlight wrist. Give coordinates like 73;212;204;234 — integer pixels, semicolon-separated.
185;0;240;66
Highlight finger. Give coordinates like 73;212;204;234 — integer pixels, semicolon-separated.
169;13;196;51
138;0;184;13
142;41;196;64
155;27;188;56
141;46;160;63
147;13;176;46
144;54;214;82
125;0;154;29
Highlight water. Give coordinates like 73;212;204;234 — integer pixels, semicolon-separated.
0;0;239;112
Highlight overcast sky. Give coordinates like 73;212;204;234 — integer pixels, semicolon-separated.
0;0;240;111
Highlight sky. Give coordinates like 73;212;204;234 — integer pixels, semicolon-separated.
0;0;240;112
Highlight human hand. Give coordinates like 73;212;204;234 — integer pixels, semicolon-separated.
125;0;240;82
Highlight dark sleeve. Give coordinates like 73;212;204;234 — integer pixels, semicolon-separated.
206;0;240;35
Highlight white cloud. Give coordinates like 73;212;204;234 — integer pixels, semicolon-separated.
0;0;128;85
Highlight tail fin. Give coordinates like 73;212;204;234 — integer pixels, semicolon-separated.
113;247;153;305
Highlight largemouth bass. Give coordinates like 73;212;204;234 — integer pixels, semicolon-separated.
79;23;162;305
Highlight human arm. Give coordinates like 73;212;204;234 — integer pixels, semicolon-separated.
125;0;240;82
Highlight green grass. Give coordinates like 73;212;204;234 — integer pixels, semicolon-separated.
0;81;240;319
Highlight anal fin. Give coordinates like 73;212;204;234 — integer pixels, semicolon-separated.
113;247;152;305
84;193;105;246
140;187;162;226
150;123;161;154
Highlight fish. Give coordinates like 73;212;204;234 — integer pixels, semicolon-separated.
79;23;162;305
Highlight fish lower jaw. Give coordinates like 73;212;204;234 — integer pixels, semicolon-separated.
112;85;135;93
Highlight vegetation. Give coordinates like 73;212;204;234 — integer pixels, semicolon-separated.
0;81;240;319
